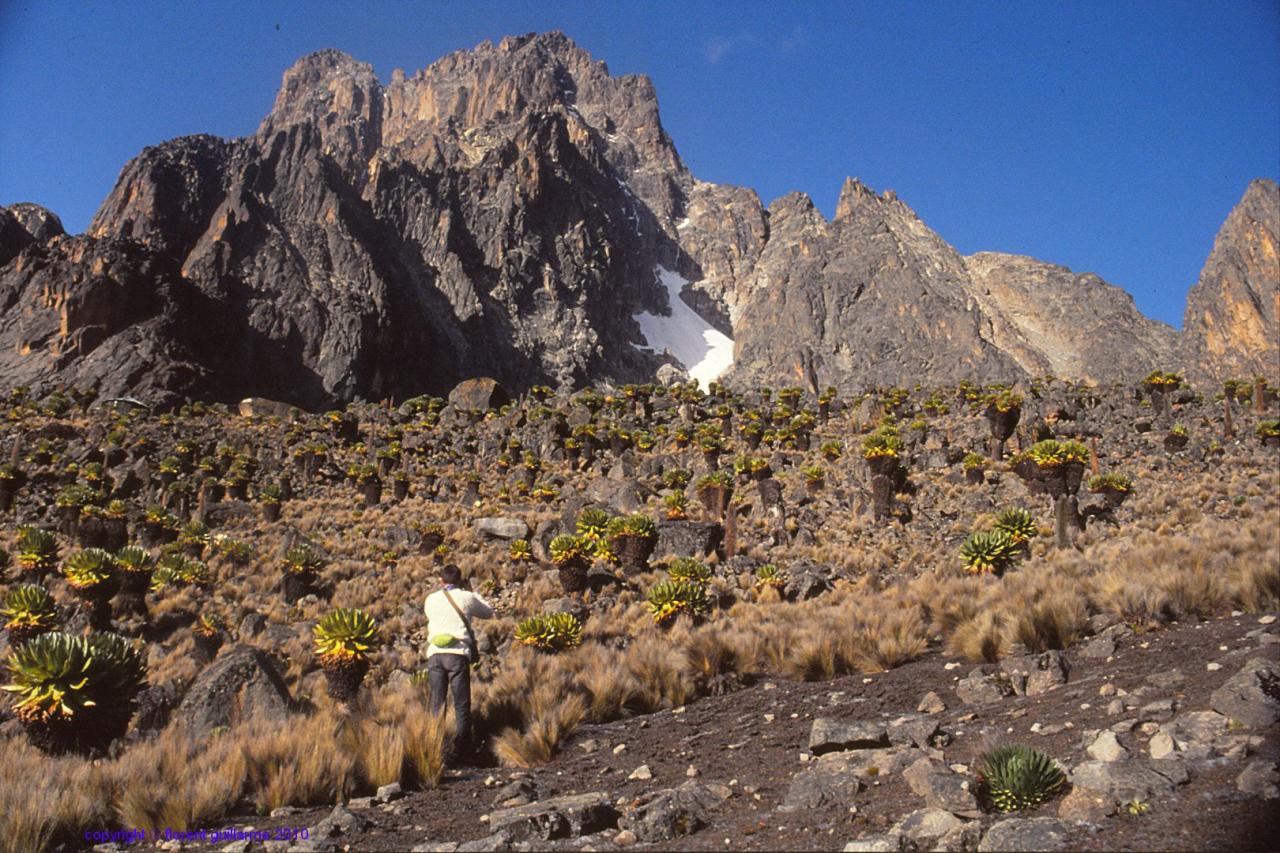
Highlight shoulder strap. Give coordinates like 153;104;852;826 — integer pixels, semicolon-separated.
441;589;475;646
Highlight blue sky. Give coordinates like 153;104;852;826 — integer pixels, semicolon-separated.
1;1;1276;328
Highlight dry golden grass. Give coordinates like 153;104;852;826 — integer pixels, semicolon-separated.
492;692;587;768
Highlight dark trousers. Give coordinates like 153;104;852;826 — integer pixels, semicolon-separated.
427;653;472;751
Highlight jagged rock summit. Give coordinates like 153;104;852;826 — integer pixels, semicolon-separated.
0;32;1274;407
1183;178;1280;385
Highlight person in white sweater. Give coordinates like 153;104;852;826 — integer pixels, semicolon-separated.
423;564;494;757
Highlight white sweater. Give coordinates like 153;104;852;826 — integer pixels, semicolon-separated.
423;587;494;657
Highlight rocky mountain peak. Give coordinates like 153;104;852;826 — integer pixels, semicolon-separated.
1;33;1273;408
1183;177;1279;383
833;177;881;220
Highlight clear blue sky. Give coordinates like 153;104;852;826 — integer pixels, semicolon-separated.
2;1;1276;328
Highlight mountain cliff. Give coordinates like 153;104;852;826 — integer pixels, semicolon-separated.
0;33;1272;407
1182;179;1280;384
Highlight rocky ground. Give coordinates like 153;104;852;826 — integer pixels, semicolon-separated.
177;610;1279;853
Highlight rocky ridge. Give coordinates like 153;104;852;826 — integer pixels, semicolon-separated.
0;33;1275;407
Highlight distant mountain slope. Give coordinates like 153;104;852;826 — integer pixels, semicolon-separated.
0;32;1270;407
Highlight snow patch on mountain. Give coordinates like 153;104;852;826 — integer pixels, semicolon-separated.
633;267;734;389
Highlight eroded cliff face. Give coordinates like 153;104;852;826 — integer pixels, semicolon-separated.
0;32;1271;406
1183;179;1280;384
962;253;1178;383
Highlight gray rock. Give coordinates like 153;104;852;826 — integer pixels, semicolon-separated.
780;754;866;812
902;758;982;817
618;781;732;843
448;378;511;413
784;567;832;601
238;397;298;418
174;644;292;738
485;792;618;841
918;691;947;714
890;808;965;844
1057;786;1115;821
1085;731;1128;763
1235;759;1280;799
1148;731;1177;760
1209;657;1280;728
375;782;404;803
809;718;890;754
1070;759;1190;800
491;777;539;808
310;804;370;839
1002;650;1069;696
474;517;530;540
1078;636;1116;659
978;817;1072;852
886;714;942;749
1163;710;1229;754
653;520;722;560
955;670;1011;705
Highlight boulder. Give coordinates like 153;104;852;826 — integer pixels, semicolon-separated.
1209;657;1280;728
584;477;651;514
618;781;732;843
955;669;1011;705
978;817;1072;852
780;754;865;812
484;792;618;841
809;718;890;754
886;714;943;749
1056;786;1115;821
784;566;832;601
1235;759;1280;799
174;644;293;738
902;758;982;817
890;808;966;846
448;378;511;413
1069;759;1189;801
239;397;298;418
474;517;530;541
653;520;722;560
1085;731;1128;763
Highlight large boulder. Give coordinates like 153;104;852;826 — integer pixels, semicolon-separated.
473;517;530;541
174;644;293;738
1210;657;1280;729
448;378;511;413
781;754;865;812
618;781;732;843
978;817;1072;852
809;718;890;754
902;758;982;817
484;792;618;841
1069;759;1190;801
653;520;722;560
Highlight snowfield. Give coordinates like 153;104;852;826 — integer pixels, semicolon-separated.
633;267;734;389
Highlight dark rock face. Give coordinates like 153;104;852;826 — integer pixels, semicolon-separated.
0;34;1272;404
174;643;293;738
1183;179;1280;384
0;231;211;408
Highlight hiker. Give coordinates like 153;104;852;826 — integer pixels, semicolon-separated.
423;564;494;758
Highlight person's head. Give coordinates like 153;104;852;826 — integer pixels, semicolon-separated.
439;564;463;587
